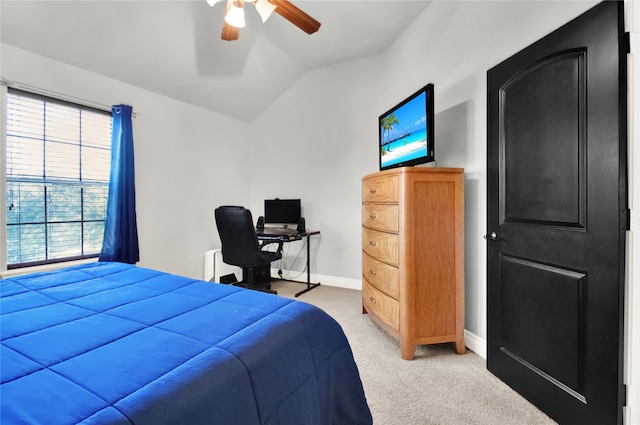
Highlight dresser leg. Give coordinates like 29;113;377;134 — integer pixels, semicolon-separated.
455;339;466;354
401;343;416;360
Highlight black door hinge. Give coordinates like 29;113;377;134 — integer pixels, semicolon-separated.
622;32;630;55
622;209;631;231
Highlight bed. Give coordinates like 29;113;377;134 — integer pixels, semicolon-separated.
1;262;372;425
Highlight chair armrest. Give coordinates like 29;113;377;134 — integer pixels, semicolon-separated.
260;240;283;254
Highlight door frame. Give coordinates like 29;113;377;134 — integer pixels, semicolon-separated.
624;1;639;424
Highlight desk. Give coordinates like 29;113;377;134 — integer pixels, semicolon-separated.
256;229;321;297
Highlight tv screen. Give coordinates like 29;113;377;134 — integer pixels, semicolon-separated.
379;84;435;171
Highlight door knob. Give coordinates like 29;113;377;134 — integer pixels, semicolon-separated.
484;232;498;241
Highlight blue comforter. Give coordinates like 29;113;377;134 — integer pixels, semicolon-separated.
1;262;372;424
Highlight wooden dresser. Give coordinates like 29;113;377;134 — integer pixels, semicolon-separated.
361;167;465;360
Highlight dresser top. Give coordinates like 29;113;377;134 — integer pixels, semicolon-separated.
363;166;464;180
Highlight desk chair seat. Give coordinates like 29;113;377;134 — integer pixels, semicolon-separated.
215;206;283;293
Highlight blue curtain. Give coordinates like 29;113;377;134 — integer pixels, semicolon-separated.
99;104;140;263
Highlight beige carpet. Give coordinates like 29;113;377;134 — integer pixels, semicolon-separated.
272;280;557;425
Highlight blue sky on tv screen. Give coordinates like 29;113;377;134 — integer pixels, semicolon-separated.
380;92;426;143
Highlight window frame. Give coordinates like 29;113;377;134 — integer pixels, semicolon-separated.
2;85;112;272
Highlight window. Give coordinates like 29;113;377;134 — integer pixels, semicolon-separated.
5;88;112;269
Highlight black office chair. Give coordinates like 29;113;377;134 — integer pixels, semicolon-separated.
214;206;283;294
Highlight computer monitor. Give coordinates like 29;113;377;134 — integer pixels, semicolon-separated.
264;199;301;225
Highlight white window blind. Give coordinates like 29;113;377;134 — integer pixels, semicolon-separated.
5;88;112;268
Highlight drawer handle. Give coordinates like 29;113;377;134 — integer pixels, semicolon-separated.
369;269;377;275
369;188;377;193
369;241;377;246
369;297;377;304
369;214;377;219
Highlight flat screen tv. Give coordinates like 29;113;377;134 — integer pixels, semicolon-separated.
379;83;435;171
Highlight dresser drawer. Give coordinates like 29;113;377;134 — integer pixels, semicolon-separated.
362;227;399;266
362;204;399;233
362;175;399;203
362;252;400;299
363;278;399;331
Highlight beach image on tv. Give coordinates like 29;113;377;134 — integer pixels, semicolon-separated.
379;92;428;168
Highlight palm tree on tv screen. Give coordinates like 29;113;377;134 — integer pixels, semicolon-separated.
381;114;399;146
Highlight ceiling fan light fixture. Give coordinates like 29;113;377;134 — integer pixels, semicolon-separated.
224;0;246;28
254;0;276;23
206;0;223;6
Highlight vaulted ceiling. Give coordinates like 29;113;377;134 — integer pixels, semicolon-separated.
0;0;432;122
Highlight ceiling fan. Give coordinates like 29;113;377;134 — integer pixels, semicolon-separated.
207;0;321;41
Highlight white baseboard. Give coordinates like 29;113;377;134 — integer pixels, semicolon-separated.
464;329;487;359
270;269;362;291
272;267;489;360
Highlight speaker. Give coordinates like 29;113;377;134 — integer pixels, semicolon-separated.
257;216;264;229
297;217;306;233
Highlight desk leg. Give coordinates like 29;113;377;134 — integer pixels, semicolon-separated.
295;233;321;297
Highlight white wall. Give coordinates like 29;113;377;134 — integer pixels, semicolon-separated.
250;1;599;343
0;44;250;279
248;57;382;280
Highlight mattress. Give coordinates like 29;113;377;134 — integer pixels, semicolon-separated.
1;262;372;424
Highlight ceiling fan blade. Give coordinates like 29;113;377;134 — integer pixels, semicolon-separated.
270;0;321;35
221;21;240;40
221;0;240;41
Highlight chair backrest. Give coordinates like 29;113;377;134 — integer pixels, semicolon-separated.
214;206;261;268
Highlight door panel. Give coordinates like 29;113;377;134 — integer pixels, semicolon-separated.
502;50;586;228
501;255;587;399
487;2;626;424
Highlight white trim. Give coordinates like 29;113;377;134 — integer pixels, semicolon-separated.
464;329;487;359
270;269;362;291
0;258;97;279
270;268;488;360
625;1;639;424
0;79;138;118
0;84;7;273
2;78;106;115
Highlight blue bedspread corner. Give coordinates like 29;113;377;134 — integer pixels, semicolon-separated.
1;262;372;425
